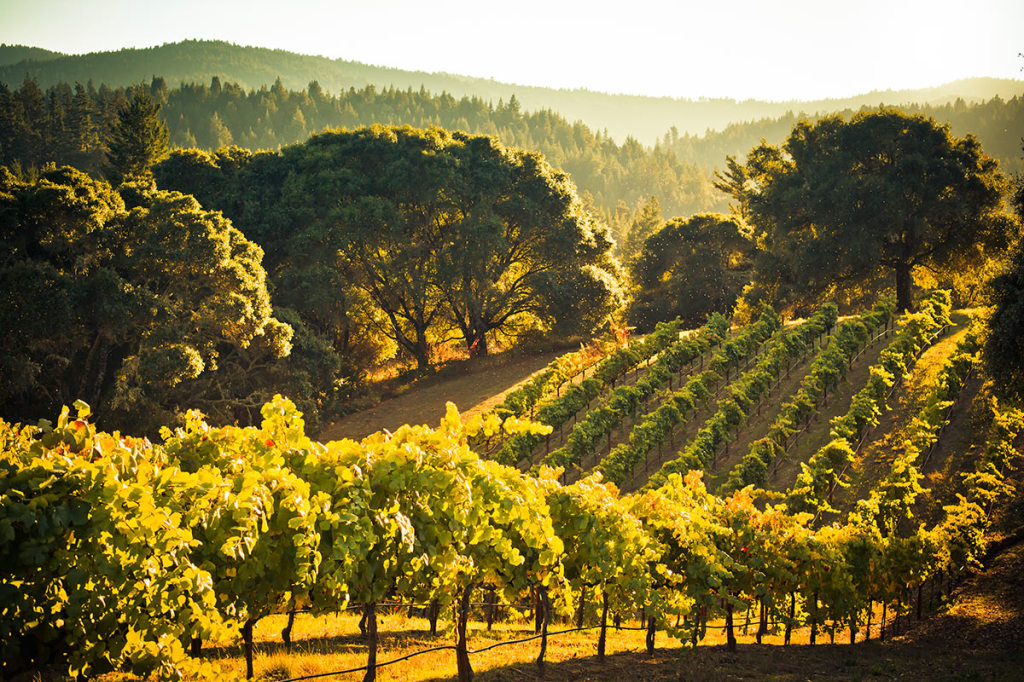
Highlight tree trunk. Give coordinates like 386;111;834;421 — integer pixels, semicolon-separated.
429;600;439;636
469;329;489;358
456;585;474;682
190;636;202;659
282;608;296;652
89;339;111;407
576;586;587;628
645;613;656;656
534;586;543;634
412;340;431;369
810;592;818;646
598;592;609;662
785;592;795;645
363;603;378;682
895;261;914;312
756;599;767;644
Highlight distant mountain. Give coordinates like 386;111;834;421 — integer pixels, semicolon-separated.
0;44;64;66
2;40;1021;145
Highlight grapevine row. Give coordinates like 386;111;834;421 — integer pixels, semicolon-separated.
540;313;735;473
725;298;896;490
496;318;687;418
2;292;1016;682
645;303;837;487
491;314;727;466
785;290;952;517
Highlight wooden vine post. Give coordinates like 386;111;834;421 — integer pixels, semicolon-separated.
456;584;474;682
598;591;610;661
363;603;378;682
537;586;551;675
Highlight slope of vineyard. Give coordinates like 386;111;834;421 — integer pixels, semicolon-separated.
766;329;896;493
4;293;1023;682
833;319;972;514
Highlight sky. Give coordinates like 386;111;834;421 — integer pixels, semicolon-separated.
0;0;1021;101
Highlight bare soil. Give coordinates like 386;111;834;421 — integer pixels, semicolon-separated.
318;350;565;441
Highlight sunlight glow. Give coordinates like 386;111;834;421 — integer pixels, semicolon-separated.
0;0;1021;100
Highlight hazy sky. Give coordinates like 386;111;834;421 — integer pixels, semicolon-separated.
1;0;1021;100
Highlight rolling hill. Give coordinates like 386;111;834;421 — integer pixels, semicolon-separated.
2;39;1022;145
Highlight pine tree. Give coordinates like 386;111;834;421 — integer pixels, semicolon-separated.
104;85;169;183
68;82;99;155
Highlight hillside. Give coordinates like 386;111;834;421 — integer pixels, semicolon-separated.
0;44;63;66
669;94;1024;174
2;39;1022;145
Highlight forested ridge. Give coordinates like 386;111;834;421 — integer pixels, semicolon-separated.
3;73;1023;228
669;93;1024;175
0;75;720;220
2;39;1022;145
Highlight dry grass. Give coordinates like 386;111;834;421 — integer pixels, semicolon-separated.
187;598;993;681
194;611;667;681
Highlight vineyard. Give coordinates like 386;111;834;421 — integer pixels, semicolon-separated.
3;290;1024;682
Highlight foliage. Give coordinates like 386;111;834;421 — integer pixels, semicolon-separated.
104;85;169;183
155;126;623;369
984;239;1024;403
0;166;329;433
2;377;1019;678
786;291;952;516
491;316;717;466
729;298;895;489
643;305;785;484
0;73;719;219
727;109;1014;312
628;213;755;331
542;314;730;472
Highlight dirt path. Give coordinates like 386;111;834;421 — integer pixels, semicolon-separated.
317;350;565;441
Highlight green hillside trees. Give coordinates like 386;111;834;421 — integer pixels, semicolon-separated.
723;109;1014;312
628;213;754;331
156;126;624;369
0;166;332;432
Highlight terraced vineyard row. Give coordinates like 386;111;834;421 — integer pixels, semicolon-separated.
543;308;778;478
644;303;840;488
476;316;717;465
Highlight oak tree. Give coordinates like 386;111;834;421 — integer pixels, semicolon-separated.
726;110;1011;311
